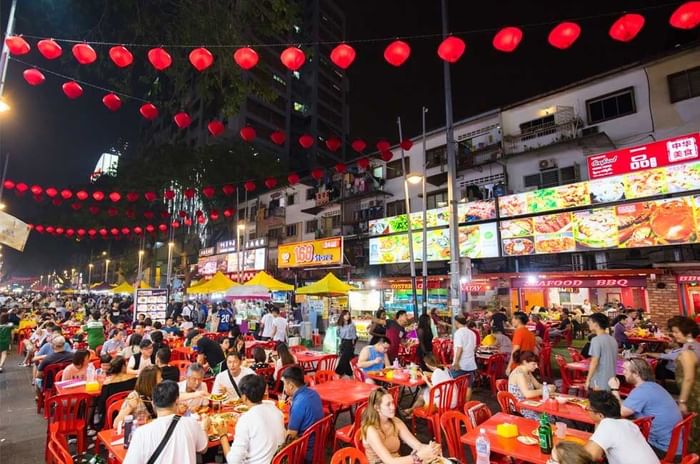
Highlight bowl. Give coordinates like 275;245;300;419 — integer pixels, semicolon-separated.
555;396;568;404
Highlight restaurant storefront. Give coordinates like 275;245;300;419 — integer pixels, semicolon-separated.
674;272;700;317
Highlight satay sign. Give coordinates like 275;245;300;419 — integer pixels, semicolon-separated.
587;133;700;179
512;277;647;288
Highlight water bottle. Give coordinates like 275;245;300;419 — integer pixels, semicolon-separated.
86;363;96;382
475;428;491;464
542;382;549;401
392;358;400;369
123;415;134;449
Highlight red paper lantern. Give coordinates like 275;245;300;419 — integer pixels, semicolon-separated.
126;208;136;219
209;210;220;221
670;2;700;29
195;210;204;217
202;186;216;199
184;188;196;199
280;47;305;71
109;45;133;67
299;134;314;149
88;205;100;215
60;189;72;200
548;22;581;50
121;227;130;235
437;36;466;63
357;158;370;170
139;103;158;121
76;190;89;201
197;216;206;224
146;224;155;233
311;168;324;181
44;187;57;198
87;228;97;237
160;210;170;219
5;36;30;55
270;131;286;145
62;81;83;99
493;27;523;52
144;191;158;202
376;140;391;152
400;139;413;151
171;221;180;229
189;47;214;71
351;139;367;153
164;189;176;200
384;40;411;67
223;208;235;218
30;185;43;195
174;112;192;129
72;43;97;64
99;228;108;237
55;227;64;235
3;180;14;190
110;228;119;237
148;47;172;71
46;226;55;234
35;225;45;233
240;126;256;142
244;181;256;192
65;228;75;237
184;218;193;226
37;39;62;59
325;137;342;152
335;163;347;174
222;184;235;196
107;207;118;217
92;191;105;201
102;93;122;111
126;192;139;202
380;151;393;162
108;192;121;203
71;202;82;211
158;224;168;232
15;182;28;193
208;120;225;136
609;14;645;42
133;226;143;235
23;68;46;86
330;44;356;69
77;228;86;237
233;47;259;70
287;173;300;185
264;177;277;189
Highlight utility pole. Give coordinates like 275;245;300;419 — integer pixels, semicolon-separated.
397;117;419;320
0;0;18;99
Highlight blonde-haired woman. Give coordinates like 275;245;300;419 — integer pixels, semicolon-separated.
361;387;441;464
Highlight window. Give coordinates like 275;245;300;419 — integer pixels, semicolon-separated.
286;223;298;237
668;66;700;103
427;191;448;209
385;158;408;179
586;87;636;124
305;220;317;234
426;145;447;168
523;165;580;189
268;228;283;240
520;115;555;135
286;193;296;206
306;189;316;201
386;200;406;216
331;214;342;229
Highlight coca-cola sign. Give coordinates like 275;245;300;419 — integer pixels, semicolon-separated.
511;277;647;288
587;133;700;179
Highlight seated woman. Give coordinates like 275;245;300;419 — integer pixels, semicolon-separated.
402;353;455;417
93;356;137;430
361;387;442;464
273;342;297;379
508;350;555;419
61;349;91;380
113;365;161;428
250;347;270;371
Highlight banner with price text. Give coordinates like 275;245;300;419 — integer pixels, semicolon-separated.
277;237;343;268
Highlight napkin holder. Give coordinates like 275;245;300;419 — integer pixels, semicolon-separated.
496;423;518;438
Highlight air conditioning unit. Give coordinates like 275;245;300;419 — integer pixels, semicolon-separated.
539;159;557;171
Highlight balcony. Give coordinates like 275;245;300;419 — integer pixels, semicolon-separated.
504;107;584;156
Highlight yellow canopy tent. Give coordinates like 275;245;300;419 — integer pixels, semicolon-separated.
244;271;293;291
186;271;239;294
111;282;135;294
295;272;357;296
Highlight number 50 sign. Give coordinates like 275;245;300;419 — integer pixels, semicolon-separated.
278;237;343;268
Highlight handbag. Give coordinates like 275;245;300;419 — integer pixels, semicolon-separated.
146;415;182;464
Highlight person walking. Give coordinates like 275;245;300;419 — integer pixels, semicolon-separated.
585;313;618;392
0;313;13;373
335;310;357;377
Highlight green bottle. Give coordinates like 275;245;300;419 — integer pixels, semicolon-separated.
538;413;553;454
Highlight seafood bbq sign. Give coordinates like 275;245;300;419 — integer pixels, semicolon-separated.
587;133;700;180
511;277;647;288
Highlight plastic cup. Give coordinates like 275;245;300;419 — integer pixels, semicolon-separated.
556;422;567;438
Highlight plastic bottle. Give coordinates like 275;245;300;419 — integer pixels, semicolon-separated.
123;415;134;449
475;428;491;464
542;382;549;401
86;363;96;382
392;358;400;369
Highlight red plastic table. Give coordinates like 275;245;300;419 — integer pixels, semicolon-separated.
565;358;625;376
460;412;591;464
293;350;329;372
310;379;378;408
517;397;594;425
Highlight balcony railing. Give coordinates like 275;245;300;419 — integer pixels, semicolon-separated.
503;119;583;156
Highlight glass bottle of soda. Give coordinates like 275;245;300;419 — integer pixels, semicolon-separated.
538;413;553;454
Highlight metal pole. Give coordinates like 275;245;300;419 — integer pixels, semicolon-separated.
236;189;242;282
0;153;9;204
441;0;462;324
421;107;429;316
397;117;419;320
0;0;18;99
166;240;174;289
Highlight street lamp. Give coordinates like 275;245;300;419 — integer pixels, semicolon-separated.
137;250;144;283
405;171;429;315
0;98;9;113
237;223;245;282
105;259;110;284
87;264;93;289
166;242;174;289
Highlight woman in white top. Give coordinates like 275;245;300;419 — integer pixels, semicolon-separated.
273;342;297;379
212;351;255;399
402;353;455;416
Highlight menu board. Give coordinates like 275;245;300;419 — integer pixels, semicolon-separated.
135;288;168;322
499;160;700;218
369;223;499;264
368;200;497;236
500;193;700;256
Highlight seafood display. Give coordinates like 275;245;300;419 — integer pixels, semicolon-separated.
589;177;625;204
533;213;571;234
623;168;668;199
573;207;619;249
502;238;535;256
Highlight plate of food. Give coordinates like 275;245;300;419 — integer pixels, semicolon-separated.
534;235;575;254
650;199;696;243
589;177;625;204
209;392;229;403
573;208;619;249
623;168;668;199
502;238;535;256
517;435;538;445
501;219;534;239
534;213;572;235
234;404;250;413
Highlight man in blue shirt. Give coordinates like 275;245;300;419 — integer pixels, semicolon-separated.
282;365;324;463
609;357;682;457
217;304;234;333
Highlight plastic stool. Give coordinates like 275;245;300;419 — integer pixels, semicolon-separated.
312;333;322;347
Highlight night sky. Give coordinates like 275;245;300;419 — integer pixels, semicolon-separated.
0;1;697;276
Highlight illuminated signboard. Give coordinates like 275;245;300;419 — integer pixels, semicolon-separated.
277;237;344;268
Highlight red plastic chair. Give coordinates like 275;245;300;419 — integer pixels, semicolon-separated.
681;454;700;464
55;369;65;382
388;386;401;409
633;416;654;441
495;379;508;392
539;344;552;382
661;413;698;464
353;428;365;453
555;355;586;396
38;362;71;415
17;327;33;355
350;357;365;382
331;447;368;464
318;354;339;372
464;401;492;431
105;398;125;430
169;359;191;381
482;353;506;393
301;414;334;463
290;345;306;353
453;373;471;411
46;393;92;455
304;375;316;387
334;401;367;450
440;411;470;463
271;432;310;464
412;379;455;444
562;328;573;347
496;391;520;415
47;433;74;464
567;347;584;362
315;369;339;385
254;366;275;386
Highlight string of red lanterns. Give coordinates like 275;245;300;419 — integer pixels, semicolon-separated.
28;221;178;240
